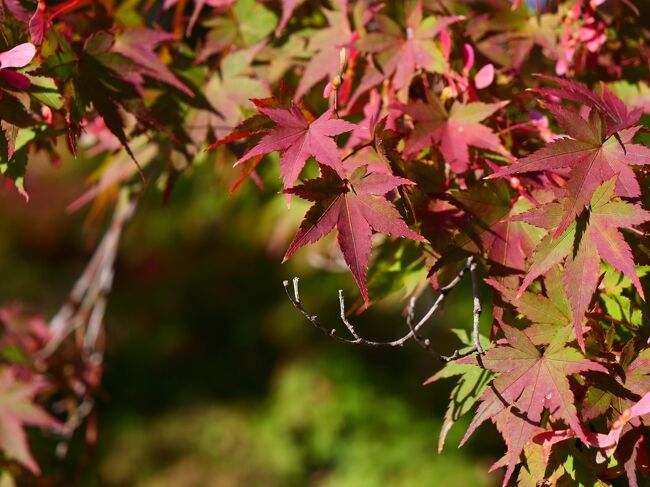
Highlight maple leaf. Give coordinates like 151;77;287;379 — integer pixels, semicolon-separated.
197;43;270;141
396;98;507;173
582;346;650;424
112;29;193;97
535;75;643;136
517;440;607;487
29;0;92;45
35;30;146;160
356;2;460;91
486;265;573;346
423;329;493;453
490;101;650;237
198;0;277;56
443;182;544;282
425;183;545;326
284;165;426;301
515;178;650;349
294;1;352;100
235;104;356;190
456;325;607;486
0;369;59;474
276;0;304;36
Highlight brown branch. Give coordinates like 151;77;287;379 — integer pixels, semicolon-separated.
283;256;483;361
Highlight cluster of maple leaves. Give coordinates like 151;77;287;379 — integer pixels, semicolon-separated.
0;0;649;485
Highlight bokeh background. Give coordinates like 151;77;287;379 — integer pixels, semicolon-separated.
0;150;503;486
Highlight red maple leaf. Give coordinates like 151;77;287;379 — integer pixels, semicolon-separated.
356;1;461;91
284;165;426;301
457;325;607;486
235;104;356;190
490;101;650;237
29;0;92;45
396;98;507;173
535;75;643;137
513;178;650;350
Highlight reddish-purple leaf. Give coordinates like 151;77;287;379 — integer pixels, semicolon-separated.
29;0;92;45
284;166;425;301
563;229;600;351
356;2;461;91
396;99;506;173
518;178;649;350
536;75;643;136
276;0;302;36
236;104;355;190
294;3;352;100
456;325;607;486
491;105;650;237
29;2;47;45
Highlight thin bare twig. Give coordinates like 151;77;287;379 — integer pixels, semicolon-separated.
283;256;483;361
404;296;435;354
53;398;95;459
338;290;361;340
405;288;481;362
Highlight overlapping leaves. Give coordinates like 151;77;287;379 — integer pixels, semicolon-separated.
285;164;425;301
456;325;607;486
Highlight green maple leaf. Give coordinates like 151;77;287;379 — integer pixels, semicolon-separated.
457;325;606;486
424;329;492;453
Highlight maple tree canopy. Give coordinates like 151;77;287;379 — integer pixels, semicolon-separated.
0;0;649;486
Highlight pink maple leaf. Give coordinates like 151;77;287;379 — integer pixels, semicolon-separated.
235;104;356;191
396;98;507;173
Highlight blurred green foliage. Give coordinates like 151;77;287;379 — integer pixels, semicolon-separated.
0;153;502;486
101;358;493;487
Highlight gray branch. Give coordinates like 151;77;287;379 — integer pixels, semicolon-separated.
37;189;136;360
283;256;483;361
36;189;137;457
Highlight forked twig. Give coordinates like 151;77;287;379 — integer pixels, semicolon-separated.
283;256;484;361
35;189;137;458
